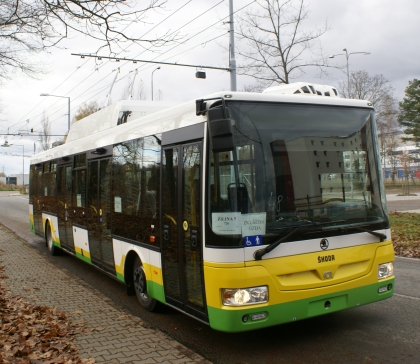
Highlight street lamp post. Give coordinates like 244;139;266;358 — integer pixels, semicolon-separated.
40;93;71;132
329;49;370;97
1;142;25;187
151;67;161;101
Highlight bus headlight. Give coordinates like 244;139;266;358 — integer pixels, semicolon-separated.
378;262;394;279
222;286;268;306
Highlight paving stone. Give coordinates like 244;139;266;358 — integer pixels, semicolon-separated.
0;224;211;364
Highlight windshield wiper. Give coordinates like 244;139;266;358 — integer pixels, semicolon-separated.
337;224;387;242
254;220;344;261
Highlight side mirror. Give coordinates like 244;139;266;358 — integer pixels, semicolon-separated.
207;107;234;153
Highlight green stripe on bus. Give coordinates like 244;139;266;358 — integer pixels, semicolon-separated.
116;272;166;304
207;279;394;333
116;272;125;282
75;252;92;264
147;280;166;304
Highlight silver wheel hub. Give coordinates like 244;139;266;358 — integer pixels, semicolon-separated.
134;266;149;300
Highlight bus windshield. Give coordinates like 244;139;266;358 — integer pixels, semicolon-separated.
206;101;388;248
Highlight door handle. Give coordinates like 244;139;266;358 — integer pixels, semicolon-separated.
163;224;170;241
191;229;198;249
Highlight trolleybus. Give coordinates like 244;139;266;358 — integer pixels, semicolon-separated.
29;83;394;332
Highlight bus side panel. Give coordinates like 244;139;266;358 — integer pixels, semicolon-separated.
149;250;165;304
113;238;125;282
114;238;165;304
72;226;91;264
42;213;60;248
29;204;35;234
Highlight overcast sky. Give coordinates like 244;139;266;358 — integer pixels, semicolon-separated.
0;0;418;177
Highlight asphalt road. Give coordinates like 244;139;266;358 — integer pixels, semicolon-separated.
387;197;420;213
1;191;419;364
386;188;420;213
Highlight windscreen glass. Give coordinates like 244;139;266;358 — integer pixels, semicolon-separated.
206;102;388;247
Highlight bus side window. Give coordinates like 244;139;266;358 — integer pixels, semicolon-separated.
112;135;161;245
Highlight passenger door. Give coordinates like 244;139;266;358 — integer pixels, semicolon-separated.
32;168;43;235
87;158;115;274
57;164;73;251
161;142;207;321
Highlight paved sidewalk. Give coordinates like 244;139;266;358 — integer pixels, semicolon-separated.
0;224;211;364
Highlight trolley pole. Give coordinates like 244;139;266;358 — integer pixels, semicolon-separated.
229;0;237;91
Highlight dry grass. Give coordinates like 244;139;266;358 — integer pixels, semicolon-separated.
389;212;420;258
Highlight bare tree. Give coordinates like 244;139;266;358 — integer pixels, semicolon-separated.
54;101;98;145
135;79;148;100
235;0;330;89
73;101;99;122
0;96;4;120
39;111;51;151
340;71;401;182
377;115;401;183
241;83;265;93
0;1;173;82
120;76;148;101
338;70;397;123
398;150;417;195
120;76;133;101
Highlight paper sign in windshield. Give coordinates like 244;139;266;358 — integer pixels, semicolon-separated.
212;212;241;235
241;212;266;237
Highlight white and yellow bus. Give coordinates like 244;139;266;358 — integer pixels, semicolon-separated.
29;83;394;332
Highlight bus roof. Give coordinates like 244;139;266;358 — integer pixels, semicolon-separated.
30;89;373;165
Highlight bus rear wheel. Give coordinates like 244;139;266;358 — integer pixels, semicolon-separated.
46;222;59;256
133;256;158;312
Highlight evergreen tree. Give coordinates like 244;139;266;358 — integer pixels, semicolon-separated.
398;79;420;146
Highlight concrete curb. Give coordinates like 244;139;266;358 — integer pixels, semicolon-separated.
0;224;211;364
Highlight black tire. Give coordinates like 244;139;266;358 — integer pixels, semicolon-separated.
133;255;158;311
46;222;59;256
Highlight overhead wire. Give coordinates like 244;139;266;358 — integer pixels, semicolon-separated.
44;28;230;127
17;0;224;134
44;29;228;127
10;0;255;141
9;59;92;130
9;0;197;138
128;0;255;73
6;1;195;138
73;0;226;102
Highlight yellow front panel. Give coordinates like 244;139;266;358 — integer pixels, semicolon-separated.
204;241;394;309
246;243;388;291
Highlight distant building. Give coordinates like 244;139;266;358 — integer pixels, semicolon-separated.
382;134;420;180
0;174;30;186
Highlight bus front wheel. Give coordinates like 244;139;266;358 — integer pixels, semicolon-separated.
133;256;158;312
46;222;59;256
